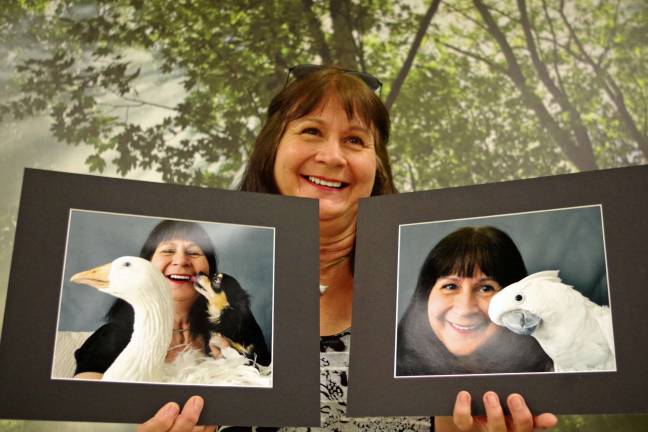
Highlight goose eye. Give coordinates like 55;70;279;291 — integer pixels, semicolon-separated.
515;293;524;302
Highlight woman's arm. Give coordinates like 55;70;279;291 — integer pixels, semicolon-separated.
436;391;558;432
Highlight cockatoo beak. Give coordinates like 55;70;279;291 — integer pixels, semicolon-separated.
500;310;542;336
70;262;112;289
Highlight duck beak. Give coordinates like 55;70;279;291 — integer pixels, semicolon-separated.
71;262;112;289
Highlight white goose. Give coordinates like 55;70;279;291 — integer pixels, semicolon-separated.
71;256;271;386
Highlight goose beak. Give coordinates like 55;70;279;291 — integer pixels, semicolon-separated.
71;262;112;289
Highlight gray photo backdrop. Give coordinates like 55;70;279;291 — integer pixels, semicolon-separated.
58;209;274;349
396;205;608;324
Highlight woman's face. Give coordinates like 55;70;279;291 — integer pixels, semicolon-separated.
150;239;210;303
273;94;377;221
427;269;503;357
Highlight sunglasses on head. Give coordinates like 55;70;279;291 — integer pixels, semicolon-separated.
284;64;383;96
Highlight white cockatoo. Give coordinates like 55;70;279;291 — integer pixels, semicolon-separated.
71;256;271;386
488;270;615;372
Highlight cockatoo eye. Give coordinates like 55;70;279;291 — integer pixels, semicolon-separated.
514;293;524;302
123;261;131;267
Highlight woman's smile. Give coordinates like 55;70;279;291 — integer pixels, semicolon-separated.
302;174;348;190
446;320;488;333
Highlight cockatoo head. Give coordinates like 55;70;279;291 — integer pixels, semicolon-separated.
71;256;170;305
488;270;569;336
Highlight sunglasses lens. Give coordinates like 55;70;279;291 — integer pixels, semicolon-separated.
290;64;322;80
287;64;382;94
353;72;381;92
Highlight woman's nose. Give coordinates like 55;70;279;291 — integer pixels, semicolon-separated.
314;137;346;166
453;290;479;313
172;250;190;266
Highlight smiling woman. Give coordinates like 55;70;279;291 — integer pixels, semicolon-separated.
397;226;553;376
73;219;271;379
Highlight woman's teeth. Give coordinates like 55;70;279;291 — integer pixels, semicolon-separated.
449;322;481;331
307;176;343;189
168;274;194;282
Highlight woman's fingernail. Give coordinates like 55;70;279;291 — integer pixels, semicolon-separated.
459;391;470;404
485;392;499;408
191;396;204;410
510;394;525;411
164;402;179;418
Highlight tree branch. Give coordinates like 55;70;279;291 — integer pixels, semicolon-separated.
385;0;442;111
518;0;595;165
473;0;597;170
436;39;506;73
541;0;566;93
558;1;648;159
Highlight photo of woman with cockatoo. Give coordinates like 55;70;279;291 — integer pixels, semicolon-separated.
395;205;615;376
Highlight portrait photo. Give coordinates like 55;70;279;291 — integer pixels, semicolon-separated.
395;205;613;377
0;169;320;426
53;209;274;387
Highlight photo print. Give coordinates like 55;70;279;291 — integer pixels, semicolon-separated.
53;209;275;388
348;166;648;417
395;205;613;377
0;169;320;426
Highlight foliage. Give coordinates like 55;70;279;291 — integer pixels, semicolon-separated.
1;0;646;193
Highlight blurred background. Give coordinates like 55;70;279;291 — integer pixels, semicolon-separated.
1;0;647;430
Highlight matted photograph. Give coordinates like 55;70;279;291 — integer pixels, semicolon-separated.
395;205;613;377
348;166;648;417
53;209;275;387
0;168;321;426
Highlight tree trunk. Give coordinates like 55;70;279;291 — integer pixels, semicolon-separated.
517;0;596;166
301;0;333;64
558;2;648;161
329;0;359;69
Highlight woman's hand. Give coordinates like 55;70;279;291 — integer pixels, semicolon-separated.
436;391;558;432
138;396;216;432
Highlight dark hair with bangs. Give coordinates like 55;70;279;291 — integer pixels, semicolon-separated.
139;220;217;274
414;226;527;301
239;65;396;195
396;226;552;376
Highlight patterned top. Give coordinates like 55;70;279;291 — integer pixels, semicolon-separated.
279;330;432;432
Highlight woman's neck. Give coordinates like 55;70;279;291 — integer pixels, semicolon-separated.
172;299;194;324
319;214;356;283
318;214;356;336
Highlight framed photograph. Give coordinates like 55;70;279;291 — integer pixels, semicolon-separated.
348;165;648;417
0;168;320;426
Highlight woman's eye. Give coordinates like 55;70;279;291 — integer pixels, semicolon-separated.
441;283;457;291
188;251;203;257
160;249;175;255
301;127;320;136
479;284;498;293
347;136;364;146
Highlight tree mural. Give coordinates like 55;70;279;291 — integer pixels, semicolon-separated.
2;0;646;191
1;1;647;428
